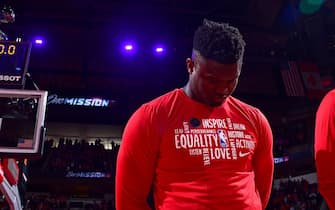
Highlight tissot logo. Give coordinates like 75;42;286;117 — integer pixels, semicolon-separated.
0;75;21;82
47;94;115;108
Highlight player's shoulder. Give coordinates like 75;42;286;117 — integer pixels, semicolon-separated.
227;96;269;122
145;88;181;107
323;88;335;102
137;88;181;114
317;88;335;114
227;96;271;132
228;96;260;113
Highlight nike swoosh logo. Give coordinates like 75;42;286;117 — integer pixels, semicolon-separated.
239;151;250;157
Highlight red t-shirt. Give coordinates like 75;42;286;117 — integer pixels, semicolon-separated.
315;89;335;209
116;88;274;210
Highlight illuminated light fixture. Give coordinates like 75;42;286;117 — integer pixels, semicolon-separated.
35;39;43;45
124;44;133;51
33;37;44;46
155;47;164;52
121;40;137;55
153;45;166;56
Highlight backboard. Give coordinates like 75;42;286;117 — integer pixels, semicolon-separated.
0;89;47;158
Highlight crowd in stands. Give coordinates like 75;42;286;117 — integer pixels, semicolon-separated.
266;178;322;210
23;193;115;210
0;193;115;209
273;120;312;157
29;138;119;178
8;175;322;210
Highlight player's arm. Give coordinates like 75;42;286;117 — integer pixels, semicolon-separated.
115;104;161;210
315;91;335;210
252;111;274;210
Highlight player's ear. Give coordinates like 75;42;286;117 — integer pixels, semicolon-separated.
186;58;194;74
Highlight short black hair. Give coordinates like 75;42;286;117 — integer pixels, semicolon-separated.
193;19;246;64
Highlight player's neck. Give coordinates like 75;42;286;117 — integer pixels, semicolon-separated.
182;84;192;99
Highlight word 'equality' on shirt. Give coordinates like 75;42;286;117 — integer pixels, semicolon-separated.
175;134;219;149
175;133;255;150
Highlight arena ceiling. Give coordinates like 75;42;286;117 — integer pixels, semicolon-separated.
1;0;334;123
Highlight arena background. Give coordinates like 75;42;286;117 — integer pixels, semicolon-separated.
0;0;334;209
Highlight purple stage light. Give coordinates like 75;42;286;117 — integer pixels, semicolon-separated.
34;38;44;46
153;45;165;56
155;47;164;52
121;40;137;55
124;44;133;50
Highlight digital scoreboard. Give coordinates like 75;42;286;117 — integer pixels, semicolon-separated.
0;40;32;89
